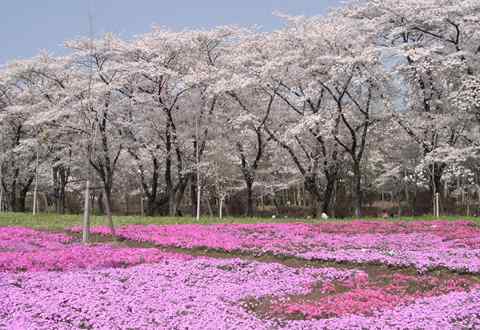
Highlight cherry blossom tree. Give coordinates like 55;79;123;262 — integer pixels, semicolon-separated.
350;0;480;210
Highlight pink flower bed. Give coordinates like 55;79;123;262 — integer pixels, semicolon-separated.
0;245;193;272
1;258;479;329
269;272;477;319
1;224;480;328
71;221;480;273
0;227;73;252
288;289;480;330
0;227;192;272
2;257;479;329
0;258;357;329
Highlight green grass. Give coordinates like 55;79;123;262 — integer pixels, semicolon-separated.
0;212;308;230
0;212;478;230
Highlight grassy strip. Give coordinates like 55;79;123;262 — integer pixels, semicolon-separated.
0;212;479;230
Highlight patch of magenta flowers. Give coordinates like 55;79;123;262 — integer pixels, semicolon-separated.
72;220;480;273
0;227;73;252
2;223;480;329
0;258;355;329
0;227;192;272
268;272;478;320
1;257;479;329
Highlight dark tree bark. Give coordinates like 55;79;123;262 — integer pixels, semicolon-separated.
321;77;372;218
14;175;34;212
322;170;337;214
245;177;255;217
228;92;275;218
128;148;161;216
190;176;197;216
265;126;340;218
352;161;363;217
304;174;321;218
272;82;343;217
53;164;70;214
89;103;122;236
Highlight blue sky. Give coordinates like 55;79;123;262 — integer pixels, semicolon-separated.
0;0;344;65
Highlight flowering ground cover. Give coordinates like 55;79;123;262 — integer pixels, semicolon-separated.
0;227;192;272
0;227;73;252
259;271;478;319
1;258;356;329
2;256;479;329
2;222;480;329
72;220;480;273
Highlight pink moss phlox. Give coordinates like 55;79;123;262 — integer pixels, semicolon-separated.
270;271;479;319
0;258;354;329
0;227;73;252
71;221;480;273
0;227;192;272
0;245;193;272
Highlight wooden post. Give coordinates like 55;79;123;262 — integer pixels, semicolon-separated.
82;7;95;244
219;196;224;219
195;115;201;221
82;179;91;244
33;148;39;215
139;181;145;217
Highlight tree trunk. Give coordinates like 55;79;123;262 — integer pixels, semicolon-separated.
310;193;320;219
17;194;26;213
102;186;116;237
14;176;34;213
206;193;213;217
8;174;18;212
304;173;321;218
322;174;336;214
146;195;156;216
352;162;362;217
398;193;402;217
58;167;68;214
9;190;16;212
273;197;281;215
175;177;189;217
429;163;445;213
58;184;66;214
53;165;69;214
331;180;337;218
246;179;254;217
166;185;176;216
97;191;104;215
190;178;197;216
